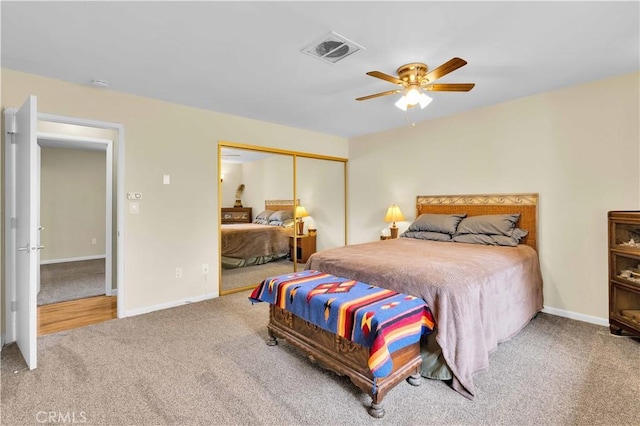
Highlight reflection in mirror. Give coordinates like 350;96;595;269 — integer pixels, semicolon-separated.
219;146;294;295
295;156;347;269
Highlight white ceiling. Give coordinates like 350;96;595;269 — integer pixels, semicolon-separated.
2;1;638;139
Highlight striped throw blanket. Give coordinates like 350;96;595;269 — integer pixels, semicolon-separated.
250;269;435;379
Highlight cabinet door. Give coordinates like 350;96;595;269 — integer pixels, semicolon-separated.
610;251;640;284
610;283;640;328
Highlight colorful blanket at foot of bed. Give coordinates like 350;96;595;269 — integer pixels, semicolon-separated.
249;269;435;379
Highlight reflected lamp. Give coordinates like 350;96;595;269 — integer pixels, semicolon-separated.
295;204;309;235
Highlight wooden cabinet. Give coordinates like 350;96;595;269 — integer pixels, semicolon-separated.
289;234;317;263
221;207;252;224
608;211;640;336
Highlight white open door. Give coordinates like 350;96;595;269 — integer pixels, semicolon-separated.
15;95;39;369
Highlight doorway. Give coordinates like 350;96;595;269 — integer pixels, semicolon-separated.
37;134;113;303
36;134;115;335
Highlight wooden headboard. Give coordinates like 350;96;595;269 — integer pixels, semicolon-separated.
416;193;538;251
265;199;296;211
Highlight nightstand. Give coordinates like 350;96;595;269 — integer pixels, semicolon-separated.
289;234;317;263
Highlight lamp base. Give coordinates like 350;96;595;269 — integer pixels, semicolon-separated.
390;226;399;239
296;219;304;236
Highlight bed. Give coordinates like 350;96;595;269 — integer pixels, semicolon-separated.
221;200;295;269
306;193;543;399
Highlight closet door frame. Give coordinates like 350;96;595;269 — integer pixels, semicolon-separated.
217;141;347;295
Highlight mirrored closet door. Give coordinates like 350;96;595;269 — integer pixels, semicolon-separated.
219;145;294;294
295;156;346;256
218;142;347;296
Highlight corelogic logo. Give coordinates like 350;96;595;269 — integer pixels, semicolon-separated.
36;411;87;424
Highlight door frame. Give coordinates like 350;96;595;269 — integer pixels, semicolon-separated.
38;132;114;298
4;108;126;345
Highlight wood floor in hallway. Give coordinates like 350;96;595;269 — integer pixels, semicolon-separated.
38;295;117;336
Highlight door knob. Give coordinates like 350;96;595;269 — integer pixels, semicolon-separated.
32;245;45;251
38;226;45;230
18;244;30;252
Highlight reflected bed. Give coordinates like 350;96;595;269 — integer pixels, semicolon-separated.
221;199;295;269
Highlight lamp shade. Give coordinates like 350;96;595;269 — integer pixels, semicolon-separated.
295;205;309;218
384;205;405;223
394;96;410;111
418;92;433;109
405;87;421;105
395;89;433;111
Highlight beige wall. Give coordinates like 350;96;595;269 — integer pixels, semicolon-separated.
1;69;348;318
40;147;106;261
349;72;640;321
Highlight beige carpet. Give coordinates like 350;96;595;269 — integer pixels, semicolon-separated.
38;259;106;306
1;290;639;425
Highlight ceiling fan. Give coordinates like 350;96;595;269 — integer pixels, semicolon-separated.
356;57;475;111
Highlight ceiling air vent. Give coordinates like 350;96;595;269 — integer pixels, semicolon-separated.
302;31;364;64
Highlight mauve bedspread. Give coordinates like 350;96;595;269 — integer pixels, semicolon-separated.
306;238;543;399
221;224;292;259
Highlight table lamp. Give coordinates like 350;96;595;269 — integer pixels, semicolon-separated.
295;204;309;235
384;205;405;239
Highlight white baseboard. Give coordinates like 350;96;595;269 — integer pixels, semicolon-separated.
40;255;106;265
125;293;218;318
542;306;609;327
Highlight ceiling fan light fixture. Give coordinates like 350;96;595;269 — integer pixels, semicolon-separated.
418;92;433;109
356;57;474;112
405;87;422;105
395;90;433;111
394;96;410;111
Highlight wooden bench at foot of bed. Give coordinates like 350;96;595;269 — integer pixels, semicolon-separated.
267;305;422;418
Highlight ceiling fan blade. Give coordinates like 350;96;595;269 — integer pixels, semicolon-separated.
366;71;405;86
356;89;402;101
423;57;467;83
425;83;475;92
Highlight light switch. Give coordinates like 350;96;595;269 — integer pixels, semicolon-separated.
163;175;170;185
129;201;140;214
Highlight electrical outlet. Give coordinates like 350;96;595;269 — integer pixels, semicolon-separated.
91;238;97;245
202;264;209;274
176;267;183;278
